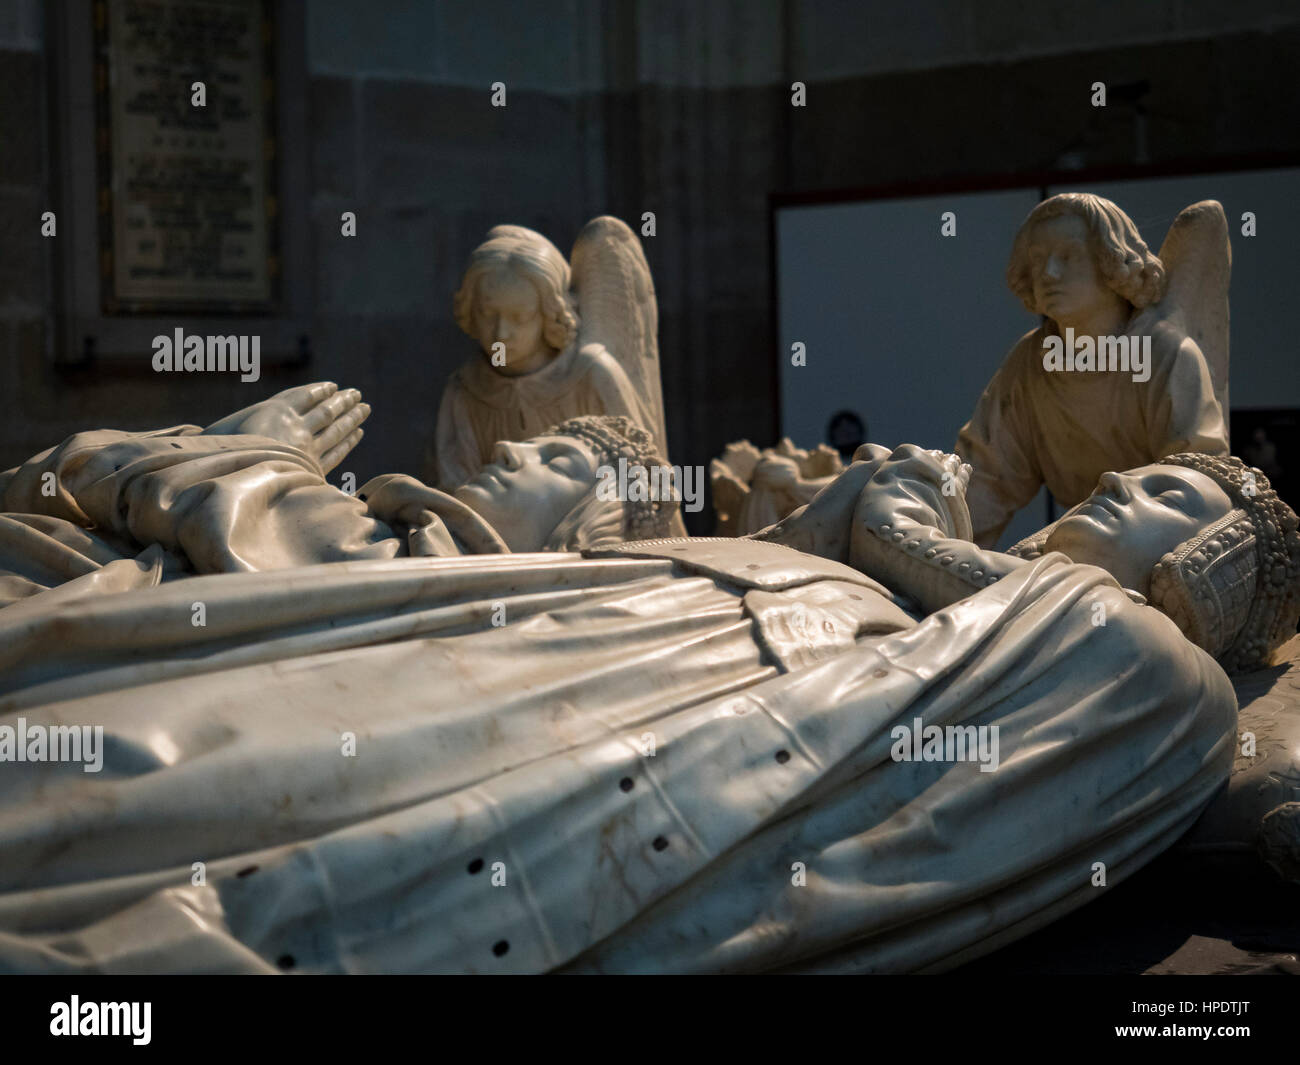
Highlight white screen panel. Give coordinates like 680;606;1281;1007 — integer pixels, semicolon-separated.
776;189;1049;547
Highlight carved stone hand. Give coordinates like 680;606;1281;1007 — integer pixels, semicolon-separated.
202;382;371;474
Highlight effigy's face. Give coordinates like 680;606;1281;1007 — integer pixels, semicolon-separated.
1046;464;1235;595
1026;214;1112;322
471;265;549;375
453;434;600;551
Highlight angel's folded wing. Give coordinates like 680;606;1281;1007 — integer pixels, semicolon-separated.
570;216;670;457
1142;200;1232;429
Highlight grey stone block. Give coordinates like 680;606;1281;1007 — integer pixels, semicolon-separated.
0;0;41;51
970;1;1179;60
0;49;42;185
310;76;358;199
313;201;445;317
1179;0;1300;35
435;0;584;93
351;313;456;481
307;0;440;79
361;80;582;208
1204;29;1300;156
792;0;974;78
0;187;46;312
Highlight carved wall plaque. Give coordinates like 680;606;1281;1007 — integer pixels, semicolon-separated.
95;0;277;313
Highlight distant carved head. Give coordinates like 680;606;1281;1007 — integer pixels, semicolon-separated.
453;225;579;375
1014;454;1300;673
1006;193;1166;322
453;415;676;553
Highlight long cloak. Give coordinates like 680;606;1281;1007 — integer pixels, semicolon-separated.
0;432;1235;973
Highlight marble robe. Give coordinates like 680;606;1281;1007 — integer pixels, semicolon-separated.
434;341;650;490
0;431;1235;973
957;318;1229;546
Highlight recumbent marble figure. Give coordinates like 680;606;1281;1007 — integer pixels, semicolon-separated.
0;381;1295;973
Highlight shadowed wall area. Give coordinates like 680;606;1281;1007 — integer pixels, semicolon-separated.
2;0;1298;532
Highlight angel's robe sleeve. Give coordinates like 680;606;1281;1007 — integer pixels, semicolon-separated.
955;333;1046;547
433;371;484;490
1142;328;1230;461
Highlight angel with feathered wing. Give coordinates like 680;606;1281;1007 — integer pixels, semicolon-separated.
956;194;1231;547
431;218;677;513
569;216;671;461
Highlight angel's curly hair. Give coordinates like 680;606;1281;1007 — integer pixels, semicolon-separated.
453;225;579;352
1006;193;1166;315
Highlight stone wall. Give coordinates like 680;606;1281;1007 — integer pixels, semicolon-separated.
2;0;1298;532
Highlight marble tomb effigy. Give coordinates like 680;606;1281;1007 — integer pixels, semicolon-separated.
0;383;1295;973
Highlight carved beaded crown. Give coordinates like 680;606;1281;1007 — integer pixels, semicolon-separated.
1146;508;1256;664
1148;453;1300;674
542;414;677;541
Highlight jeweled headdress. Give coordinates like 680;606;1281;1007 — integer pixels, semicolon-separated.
543;414;677;542
1146;453;1300;673
1012;454;1300;673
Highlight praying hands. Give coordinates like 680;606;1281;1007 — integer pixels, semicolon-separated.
202;382;371;474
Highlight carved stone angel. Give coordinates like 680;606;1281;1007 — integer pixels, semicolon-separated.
432;217;673;500
710;437;844;536
957;194;1233;546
